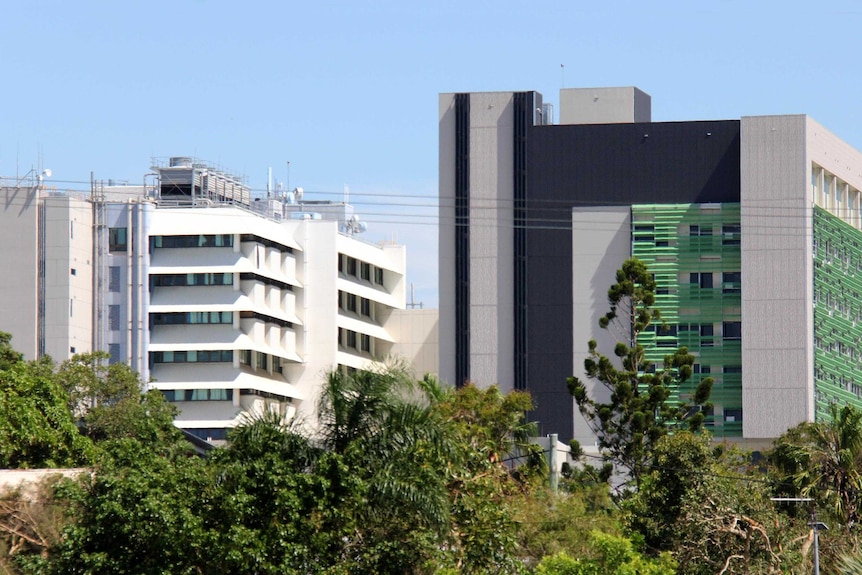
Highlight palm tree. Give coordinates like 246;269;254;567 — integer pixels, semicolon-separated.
771;403;862;526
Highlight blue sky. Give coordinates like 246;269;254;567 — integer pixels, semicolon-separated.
4;1;862;308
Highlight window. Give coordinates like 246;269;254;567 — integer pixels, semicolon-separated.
723;271;741;294
723;321;742;340
347;293;357;312
657;324;678;337
722;224;741;246
109;266;121;292
109;305;120;331
693;364;711;375
361;334;371;352
690;272;713;289
256;352;267;370
361;297;371;317
109;227;128;252
338;254;344;273
374;267;384;285
723;366;742;373
347;257;357;276
108;343;120;365
700;324;714;337
689;225;699;236
724;408;743;422
70;268;77;276
347;330;357;349
633;224;654;244
272;355;283;374
240;349;251;366
361;262;371;281
70;346;76;354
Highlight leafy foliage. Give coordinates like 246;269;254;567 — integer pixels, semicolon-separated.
534;531;676;575
0;333;94;469
625;432;798;575
770;403;862;527
434;383;546;574
566;258;713;487
55;352;182;450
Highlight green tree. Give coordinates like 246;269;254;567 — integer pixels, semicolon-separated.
768;403;862;573
513;485;618;571
0;333;94;469
55;352;182;449
38;439;210;575
433;383;545;574
534;531;676;575
207;365;458;575
566;258;712;488
626;432;795;575
770;403;862;527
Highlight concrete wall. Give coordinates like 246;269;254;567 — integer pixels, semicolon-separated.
559;87;651;125
438;93;457;387
0;186;40;358
740;115;813;438
571;206;632;445
467;92;515;392
388;308;439;377
43;195;93;361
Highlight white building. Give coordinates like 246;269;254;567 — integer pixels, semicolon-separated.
1;158;436;442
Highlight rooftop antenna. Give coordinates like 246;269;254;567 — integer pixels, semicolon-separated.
561;64;566;89
407;283;424;309
286;161;290;197
267;167;272;199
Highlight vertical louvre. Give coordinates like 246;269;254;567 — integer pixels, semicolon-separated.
513;92;530;390
455;93;471;386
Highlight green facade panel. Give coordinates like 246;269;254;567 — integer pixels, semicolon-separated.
632;203;742;437
813;207;862;419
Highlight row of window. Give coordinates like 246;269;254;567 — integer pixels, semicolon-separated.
632;224;741;246
239;349;284;374
645;321;742;340
239;272;294;291
152;234;234;249
338;291;373;317
151;311;233;326
152;273;233;288
148;310;293;329
162;389;233;402
239;234;294;254
339;255;385;285
338;328;372;353
111;230;238;253
151;350;234;364
239;310;294;329
688;271;741;293
109;229;297;255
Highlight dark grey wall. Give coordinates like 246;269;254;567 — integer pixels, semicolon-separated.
522;120;741;438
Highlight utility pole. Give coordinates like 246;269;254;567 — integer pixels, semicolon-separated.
771;497;827;575
548;433;559;493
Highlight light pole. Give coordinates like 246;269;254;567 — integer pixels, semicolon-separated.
771;497;827;575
